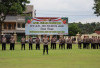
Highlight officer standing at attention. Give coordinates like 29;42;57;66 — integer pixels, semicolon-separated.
29;37;33;50
59;37;62;49
35;37;40;50
43;35;49;55
95;36;98;49
10;36;15;50
67;36;72;49
21;36;26;50
83;36;87;49
77;35;82;49
92;36;96;49
53;37;57;49
51;37;54;49
61;37;66;49
86;36;90;49
98;36;100;49
2;36;7;50
90;36;94;49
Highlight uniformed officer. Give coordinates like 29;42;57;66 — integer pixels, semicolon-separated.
98;36;100;49
21;37;26;50
29;37;33;50
86;36;90;49
43;35;49;55
2;36;7;50
90;36;94;49
53;37;57;49
35;37;40;50
51;37;54;49
77;36;82;49
83;36;87;49
61;37;66;49
95;36;98;49
66;36;72;49
59;37;62;49
10;36;15;50
92;36;96;49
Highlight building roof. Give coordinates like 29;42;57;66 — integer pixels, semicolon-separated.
95;31;100;34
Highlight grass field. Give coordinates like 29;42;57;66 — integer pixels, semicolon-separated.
0;43;100;68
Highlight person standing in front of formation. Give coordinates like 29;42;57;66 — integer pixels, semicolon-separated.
53;37;57;49
21;36;26;50
77;35;82;49
2;36;7;50
43;35;49;55
67;36;72;49
61;37;66;49
35;37;40;50
59;37;62;49
29;37;33;50
10;36;15;50
98;36;100;49
51;37;54;49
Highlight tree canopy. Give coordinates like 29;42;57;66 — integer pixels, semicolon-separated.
68;23;81;36
0;0;30;22
93;0;100;16
69;22;100;36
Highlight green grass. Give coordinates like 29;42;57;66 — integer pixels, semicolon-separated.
0;44;100;68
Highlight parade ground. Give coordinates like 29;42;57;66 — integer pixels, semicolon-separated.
0;44;100;68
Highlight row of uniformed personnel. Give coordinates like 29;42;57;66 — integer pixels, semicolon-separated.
2;36;15;50
77;36;100;49
1;36;100;51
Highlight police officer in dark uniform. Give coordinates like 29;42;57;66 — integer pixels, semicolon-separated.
59;37;62;49
29;37;33;50
98;36;100;49
10;36;15;50
83;36;87;49
67;36;72;49
43;35;49;55
90;36;94;49
77;36;82;49
86;36;90;49
53;37;57;49
21;37;26;50
61;37;66;49
92;36;96;49
51;37;54;49
95;36;98;49
35;37;40;50
2;36;7;50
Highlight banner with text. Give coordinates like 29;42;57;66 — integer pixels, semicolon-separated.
25;17;68;35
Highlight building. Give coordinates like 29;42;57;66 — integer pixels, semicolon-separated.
1;5;36;43
81;31;100;38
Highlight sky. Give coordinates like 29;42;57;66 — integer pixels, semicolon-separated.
29;0;100;23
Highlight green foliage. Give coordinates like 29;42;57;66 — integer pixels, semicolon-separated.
68;23;81;36
0;0;30;22
93;0;100;16
69;22;100;35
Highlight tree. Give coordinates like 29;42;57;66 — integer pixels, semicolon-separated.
68;23;81;36
0;0;30;42
93;0;100;16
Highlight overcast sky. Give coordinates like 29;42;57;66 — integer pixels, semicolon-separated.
29;0;100;23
